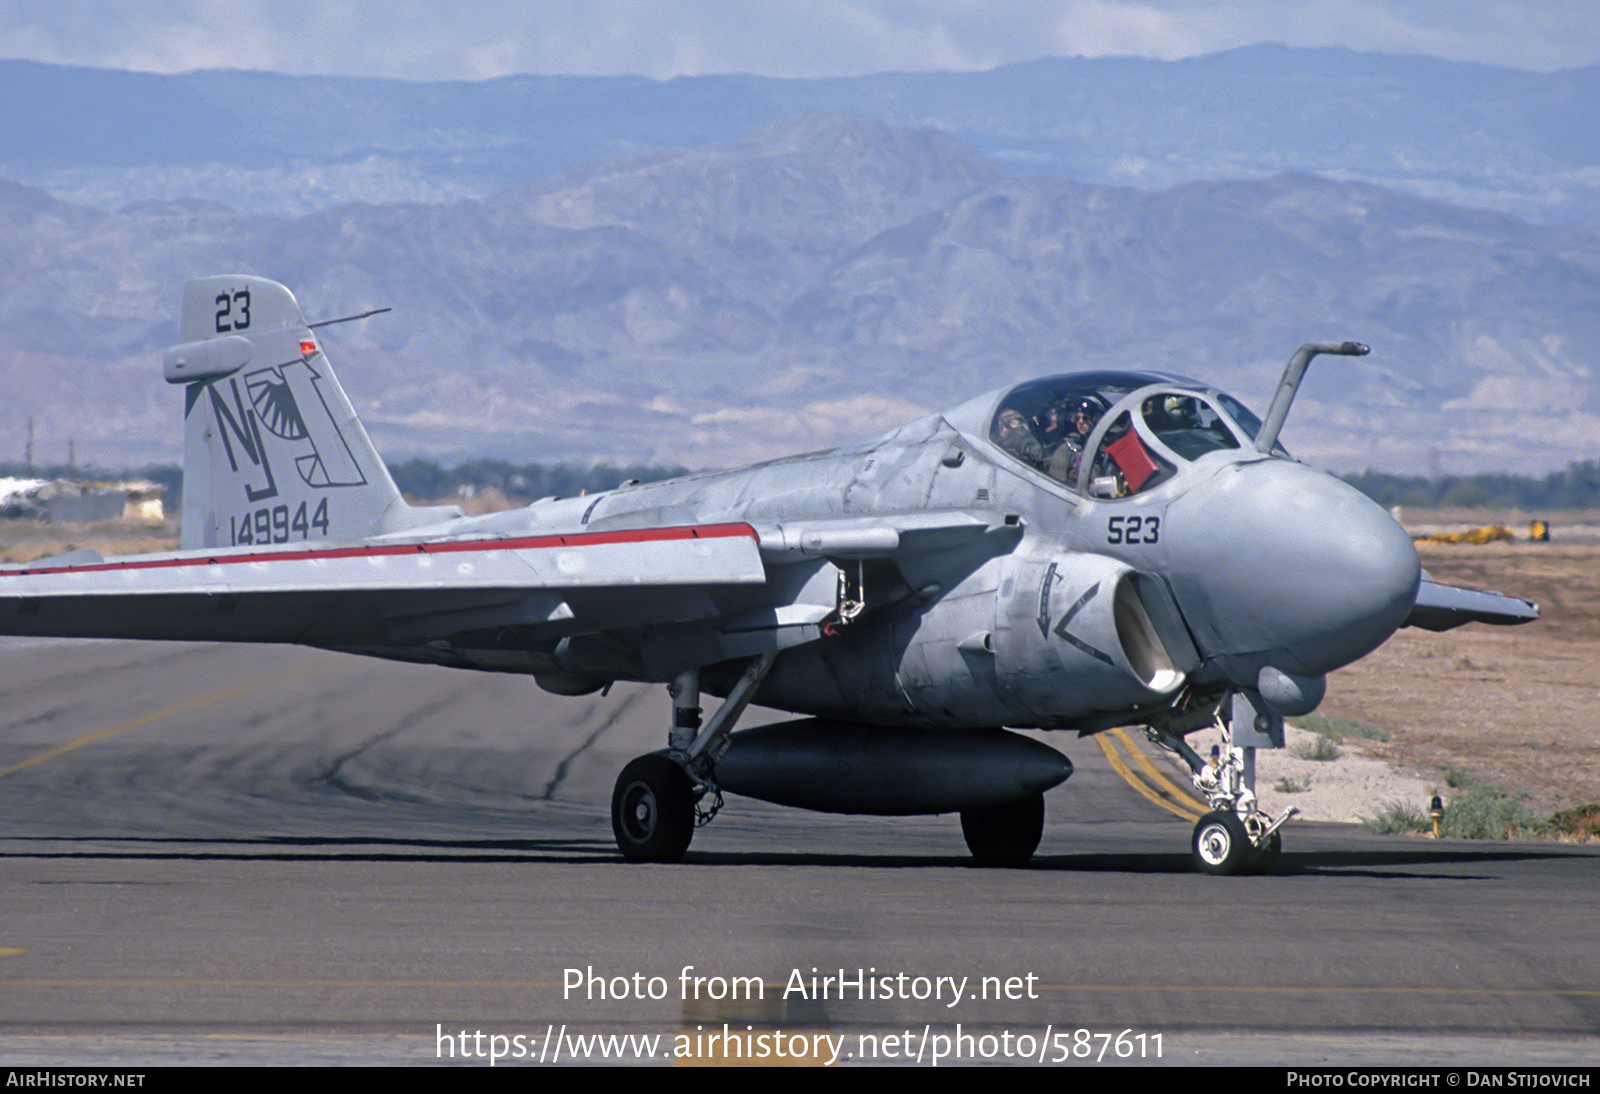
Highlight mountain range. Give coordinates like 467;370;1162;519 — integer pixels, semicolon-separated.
4;46;1597;224
0;49;1596;477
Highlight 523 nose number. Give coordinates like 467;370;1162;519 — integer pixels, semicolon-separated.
1106;515;1160;545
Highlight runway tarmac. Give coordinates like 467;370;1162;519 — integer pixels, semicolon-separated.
2;639;1597;1066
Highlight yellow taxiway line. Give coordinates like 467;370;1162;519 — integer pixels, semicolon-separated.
1095;727;1206;821
0;667;311;780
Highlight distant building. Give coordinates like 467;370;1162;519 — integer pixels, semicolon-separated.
0;478;166;523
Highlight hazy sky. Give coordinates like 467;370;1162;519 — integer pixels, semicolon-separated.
2;1;1595;80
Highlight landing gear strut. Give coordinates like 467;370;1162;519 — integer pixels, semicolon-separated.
609;653;776;862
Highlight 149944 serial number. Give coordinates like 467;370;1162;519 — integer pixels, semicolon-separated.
229;499;330;545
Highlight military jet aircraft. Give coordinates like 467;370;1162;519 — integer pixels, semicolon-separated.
0;276;1537;874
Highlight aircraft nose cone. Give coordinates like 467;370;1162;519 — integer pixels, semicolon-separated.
1167;460;1420;679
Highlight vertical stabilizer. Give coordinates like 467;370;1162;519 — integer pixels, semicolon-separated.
164;275;428;549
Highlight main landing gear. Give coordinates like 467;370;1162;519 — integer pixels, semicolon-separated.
609;653;776;863
611;754;694;863
960;794;1046;866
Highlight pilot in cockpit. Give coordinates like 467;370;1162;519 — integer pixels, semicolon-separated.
995;407;1044;465
1045;396;1105;482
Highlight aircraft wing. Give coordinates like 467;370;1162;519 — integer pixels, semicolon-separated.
0;523;767;648
0;508;1024;668
1404;577;1540;632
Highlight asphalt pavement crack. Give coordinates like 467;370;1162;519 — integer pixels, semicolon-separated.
538;686;648;801
316;685;471;800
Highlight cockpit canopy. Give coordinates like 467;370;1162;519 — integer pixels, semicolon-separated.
988;371;1277;498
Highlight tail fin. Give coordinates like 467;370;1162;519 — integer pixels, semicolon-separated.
164;275;439;550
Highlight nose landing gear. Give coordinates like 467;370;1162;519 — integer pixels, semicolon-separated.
1153;690;1295;876
1190;809;1282;875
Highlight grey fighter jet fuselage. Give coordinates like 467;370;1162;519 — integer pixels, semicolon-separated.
0;277;1537;874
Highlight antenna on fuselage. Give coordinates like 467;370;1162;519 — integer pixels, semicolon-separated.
1255;341;1369;454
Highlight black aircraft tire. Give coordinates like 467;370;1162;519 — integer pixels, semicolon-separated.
611;755;694;863
961;794;1045;866
1191;810;1252;875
